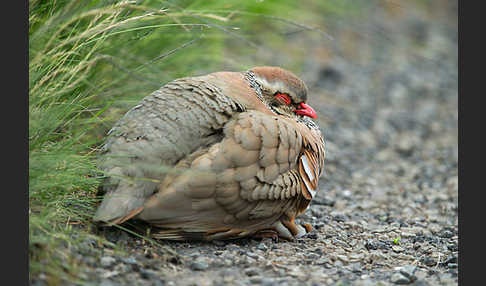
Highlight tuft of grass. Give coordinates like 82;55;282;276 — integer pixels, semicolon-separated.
393;237;401;245
29;0;359;283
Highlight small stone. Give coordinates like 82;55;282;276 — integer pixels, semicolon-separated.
333;214;346;222
354;279;375;286
246;252;261;260
31;280;47;286
257;243;268;251
411;280;431;286
334;279;353;286
113;263;130;274
390;222;401;228
447;243;458;251
390;272;410;284
313;196;335;206
365;239;377;250
349;253;364;261
99;279;118;286
261;277;278;286
83;256;97;267
121;256;137;265
249;276;263;284
401;232;415;238
397;265;417;281
100;256;116;268
442;255;457;265
336;255;349;263
190;258;209;271
392;246;404;253
244;267;260;277
140;269;159;280
307;232;318;239
212;240;225;246
334;260;344;267
421;256;436;267
439;230;454;238
101;270;119;279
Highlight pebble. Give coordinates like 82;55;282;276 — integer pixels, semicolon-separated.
140;269;159;280
396;265;417;280
401;232;415;238
244;267;260;276
257;243;268;251
439;230;454;238
249;276;263;284
190;258;209;271
421;281;436;286
365;239;378;250
354;279;376;286
336;255;349;263
83;256;97;267
366;239;388;250
99;279;118;286
261;277;278;286
120;256;137;265
447;243;458;251
100;256;116;268
392;246;405;253
30;280;47;286
212;240;225;246
246;251;262;260
101;270;119;279
421;256;437;267
153;280;166;286
390;272;411;284
313;196;336;206
333;214;347;222
307;232;318;239
442;255;457;265
342;189;352;197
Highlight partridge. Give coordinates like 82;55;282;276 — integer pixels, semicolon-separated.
93;66;325;241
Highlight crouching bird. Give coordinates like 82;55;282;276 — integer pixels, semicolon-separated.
93;66;325;241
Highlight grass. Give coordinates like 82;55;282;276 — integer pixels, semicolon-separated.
28;0;370;284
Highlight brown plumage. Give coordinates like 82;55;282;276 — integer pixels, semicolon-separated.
93;66;325;241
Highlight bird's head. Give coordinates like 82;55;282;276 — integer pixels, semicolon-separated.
248;66;317;119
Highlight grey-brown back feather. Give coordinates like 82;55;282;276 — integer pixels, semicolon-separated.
94;75;244;223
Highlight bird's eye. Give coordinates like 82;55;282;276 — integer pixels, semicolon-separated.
274;93;292;105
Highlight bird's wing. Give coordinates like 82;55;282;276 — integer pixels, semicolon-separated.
136;110;325;240
93;75;247;224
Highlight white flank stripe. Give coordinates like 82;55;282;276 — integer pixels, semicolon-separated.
301;155;315;181
308;188;317;198
301;177;316;199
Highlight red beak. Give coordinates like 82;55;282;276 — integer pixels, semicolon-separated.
294;102;317;119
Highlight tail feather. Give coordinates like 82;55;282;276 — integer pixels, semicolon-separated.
150;228;206;241
93;166;158;224
93;191;147;224
110;206;145;225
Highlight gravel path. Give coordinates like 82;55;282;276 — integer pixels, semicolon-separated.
32;2;458;286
